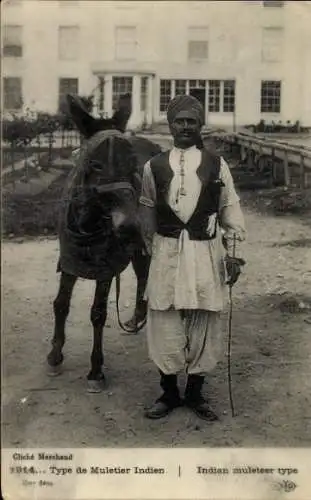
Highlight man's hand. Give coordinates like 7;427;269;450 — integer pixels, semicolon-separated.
225;255;246;287
141;245;152;257
138;204;156;257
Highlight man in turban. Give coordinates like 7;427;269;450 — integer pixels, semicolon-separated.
139;94;246;421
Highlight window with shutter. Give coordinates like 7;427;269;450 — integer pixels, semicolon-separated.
187;27;208;60
262;27;284;62
58;26;80;60
3;77;23;110
3;25;23;57
115;26;137;61
58;78;79;111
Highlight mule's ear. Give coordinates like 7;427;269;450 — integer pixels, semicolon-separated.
111;93;132;132
66;94;96;138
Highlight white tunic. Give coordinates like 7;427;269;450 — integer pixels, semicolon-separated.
139;145;246;311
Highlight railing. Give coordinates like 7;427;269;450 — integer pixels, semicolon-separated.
2;129;81;185
213;130;311;188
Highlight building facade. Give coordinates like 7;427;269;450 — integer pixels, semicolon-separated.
2;0;311;129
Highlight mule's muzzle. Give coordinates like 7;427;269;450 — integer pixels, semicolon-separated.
111;207;140;239
115;221;142;242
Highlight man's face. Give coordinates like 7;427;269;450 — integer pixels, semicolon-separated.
169;110;202;149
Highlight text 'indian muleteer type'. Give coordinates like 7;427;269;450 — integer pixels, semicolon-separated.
196;465;299;476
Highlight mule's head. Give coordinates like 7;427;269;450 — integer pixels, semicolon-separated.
66;93;141;244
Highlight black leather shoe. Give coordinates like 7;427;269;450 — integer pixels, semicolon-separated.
144;401;173;419
144;398;182;419
185;399;219;422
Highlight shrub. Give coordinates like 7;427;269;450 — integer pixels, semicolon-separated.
2;117;37;146
2;94;94;146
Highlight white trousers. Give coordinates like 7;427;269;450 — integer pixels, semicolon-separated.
147;308;225;375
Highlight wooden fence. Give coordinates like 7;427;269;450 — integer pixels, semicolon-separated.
3;125;311;189
213;130;311;188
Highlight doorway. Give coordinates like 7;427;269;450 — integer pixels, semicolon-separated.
189;88;206;124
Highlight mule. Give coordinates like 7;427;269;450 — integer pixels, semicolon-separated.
47;94;161;392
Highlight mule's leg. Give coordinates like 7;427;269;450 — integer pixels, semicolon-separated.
87;277;113;393
47;271;77;375
124;248;150;331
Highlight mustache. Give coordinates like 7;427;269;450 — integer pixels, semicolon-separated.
177;130;199;138
179;129;196;134
175;131;204;149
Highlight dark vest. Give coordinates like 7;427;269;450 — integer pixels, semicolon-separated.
149;148;225;241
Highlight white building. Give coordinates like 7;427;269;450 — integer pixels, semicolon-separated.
2;0;311;129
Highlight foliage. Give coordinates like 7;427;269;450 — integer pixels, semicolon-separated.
2;94;94;145
3;113;59;146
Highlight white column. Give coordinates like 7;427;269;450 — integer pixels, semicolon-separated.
104;75;113;118
153;77;161;122
129;75;141;129
146;75;153;125
171;79;176;99
220;80;224;114
205;80;209;126
92;77;100;117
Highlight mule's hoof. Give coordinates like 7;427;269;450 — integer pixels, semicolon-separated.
87;378;105;394
121;316;146;335
123;318;137;330
47;364;63;377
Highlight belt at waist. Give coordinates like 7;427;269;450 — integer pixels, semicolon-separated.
156;226;217;241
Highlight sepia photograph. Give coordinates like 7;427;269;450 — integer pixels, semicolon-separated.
1;0;311;494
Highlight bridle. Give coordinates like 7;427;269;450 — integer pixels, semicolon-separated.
115;273;147;334
76;132;147;335
96;182;147;335
90;133;141;198
95;181;136;196
97;135;147;334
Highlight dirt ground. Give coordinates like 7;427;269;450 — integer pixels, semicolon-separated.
2;194;311;448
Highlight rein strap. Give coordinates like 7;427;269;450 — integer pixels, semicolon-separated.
96;181;136;194
115;274;147;334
